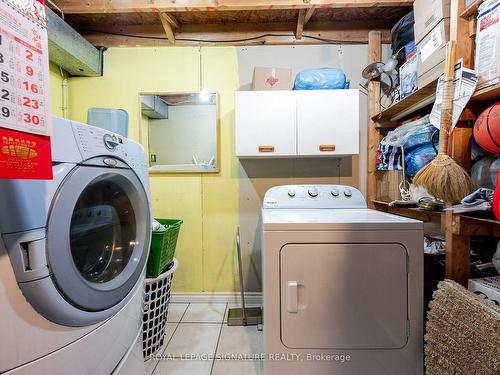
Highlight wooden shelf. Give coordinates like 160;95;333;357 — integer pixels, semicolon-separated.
372;200;443;223
372;78;438;122
471;82;500;101
460;0;483;19
373;200;500;236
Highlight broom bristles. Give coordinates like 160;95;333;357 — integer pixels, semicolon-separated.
413;153;474;204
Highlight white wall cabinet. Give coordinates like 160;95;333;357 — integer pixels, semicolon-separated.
235;91;296;157
235;89;359;158
296;90;359;156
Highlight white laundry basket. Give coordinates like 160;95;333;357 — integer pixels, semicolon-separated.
142;258;178;360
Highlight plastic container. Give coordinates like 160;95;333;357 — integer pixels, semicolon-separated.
147;219;183;278
142;259;178;360
87;108;129;137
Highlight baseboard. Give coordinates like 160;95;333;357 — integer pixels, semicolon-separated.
170;292;262;305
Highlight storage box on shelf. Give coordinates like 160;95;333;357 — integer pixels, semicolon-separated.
413;0;451;43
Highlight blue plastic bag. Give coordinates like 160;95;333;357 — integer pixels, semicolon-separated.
403;124;438;152
405;143;437;176
293;68;350;90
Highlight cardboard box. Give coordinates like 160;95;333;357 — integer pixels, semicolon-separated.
252;67;293;90
418;60;445;88
376;170;404;202
468;276;500;305
413;0;451;43
400;53;419;98
475;0;500;89
417;19;449;81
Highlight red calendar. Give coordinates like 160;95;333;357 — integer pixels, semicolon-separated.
0;0;52;179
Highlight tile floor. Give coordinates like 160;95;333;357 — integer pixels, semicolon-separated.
145;303;263;375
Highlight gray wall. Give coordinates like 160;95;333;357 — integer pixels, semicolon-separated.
236;44;390;292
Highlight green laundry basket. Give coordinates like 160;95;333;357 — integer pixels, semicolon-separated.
146;219;183;278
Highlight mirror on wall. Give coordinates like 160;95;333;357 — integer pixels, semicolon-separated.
140;92;219;173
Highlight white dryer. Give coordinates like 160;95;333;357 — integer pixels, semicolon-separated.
262;185;424;375
0;117;151;374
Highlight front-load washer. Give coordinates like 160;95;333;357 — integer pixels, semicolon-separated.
262;185;424;375
0;117;151;374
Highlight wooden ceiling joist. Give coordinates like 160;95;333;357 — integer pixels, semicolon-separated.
159;12;176;43
54;0;413;14
295;9;306;39
296;5;316;39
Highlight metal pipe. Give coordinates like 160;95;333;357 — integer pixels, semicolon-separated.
59;66;68;118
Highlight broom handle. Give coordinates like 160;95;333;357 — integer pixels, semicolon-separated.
438;41;456;154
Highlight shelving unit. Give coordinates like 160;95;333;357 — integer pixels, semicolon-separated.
367;0;500;286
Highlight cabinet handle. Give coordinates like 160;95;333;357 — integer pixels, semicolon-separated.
258;145;275;153
319;144;336;152
287;281;298;313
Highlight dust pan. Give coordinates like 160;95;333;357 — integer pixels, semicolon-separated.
413;41;474;204
227;228;262;326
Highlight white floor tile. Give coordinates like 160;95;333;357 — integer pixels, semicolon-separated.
144;323;178;373
216;325;263;358
211;360;263;375
167;303;189;323
164;323;221;358
181;303;226;323
153;359;213;375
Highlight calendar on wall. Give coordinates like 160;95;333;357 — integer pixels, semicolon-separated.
0;0;50;135
0;0;52;179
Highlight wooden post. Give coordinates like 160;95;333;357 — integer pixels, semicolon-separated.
450;0;473;67
367;30;382;208
445;211;470;286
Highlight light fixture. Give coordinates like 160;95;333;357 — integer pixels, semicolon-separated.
199;91;211;103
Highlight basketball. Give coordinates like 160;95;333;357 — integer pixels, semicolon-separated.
473;102;500;154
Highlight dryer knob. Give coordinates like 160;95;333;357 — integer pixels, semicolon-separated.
288;189;296;197
308;187;319;197
344;189;352;198
331;189;340;197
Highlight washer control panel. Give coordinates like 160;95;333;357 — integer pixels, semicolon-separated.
263;185;367;209
71;122;148;170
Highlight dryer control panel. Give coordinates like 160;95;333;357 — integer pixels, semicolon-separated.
72;122;148;170
263;185;367;209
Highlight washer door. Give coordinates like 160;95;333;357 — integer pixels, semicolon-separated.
47;166;150;311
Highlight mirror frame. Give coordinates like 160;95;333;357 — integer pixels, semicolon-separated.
138;91;220;174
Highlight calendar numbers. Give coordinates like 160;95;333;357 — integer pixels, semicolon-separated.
0;1;50;135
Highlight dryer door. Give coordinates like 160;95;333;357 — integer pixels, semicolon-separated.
280;243;408;349
46;165;150;312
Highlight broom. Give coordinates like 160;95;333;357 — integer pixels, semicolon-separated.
413;41;474;204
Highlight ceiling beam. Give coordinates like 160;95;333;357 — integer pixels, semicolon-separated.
295;9;306;40
304;5;316;25
53;0;413;14
80;24;392;47
159;13;176;44
161;12;180;29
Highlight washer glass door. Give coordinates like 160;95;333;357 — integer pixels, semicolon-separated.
47;166;150;312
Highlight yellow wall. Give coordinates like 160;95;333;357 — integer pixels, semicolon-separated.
66;47;240;292
49;62;64;117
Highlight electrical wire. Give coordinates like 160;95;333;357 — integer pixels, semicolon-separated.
86;30;366;45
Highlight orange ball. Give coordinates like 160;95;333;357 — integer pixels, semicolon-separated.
473;102;500;154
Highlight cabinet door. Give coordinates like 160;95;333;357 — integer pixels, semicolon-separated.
296;89;359;156
235;91;296;157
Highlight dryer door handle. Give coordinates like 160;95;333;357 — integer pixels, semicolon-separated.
287;281;298;313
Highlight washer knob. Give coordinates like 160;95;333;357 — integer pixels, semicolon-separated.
344;188;352;198
288;189;296;197
331;189;340;197
308;187;319;197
